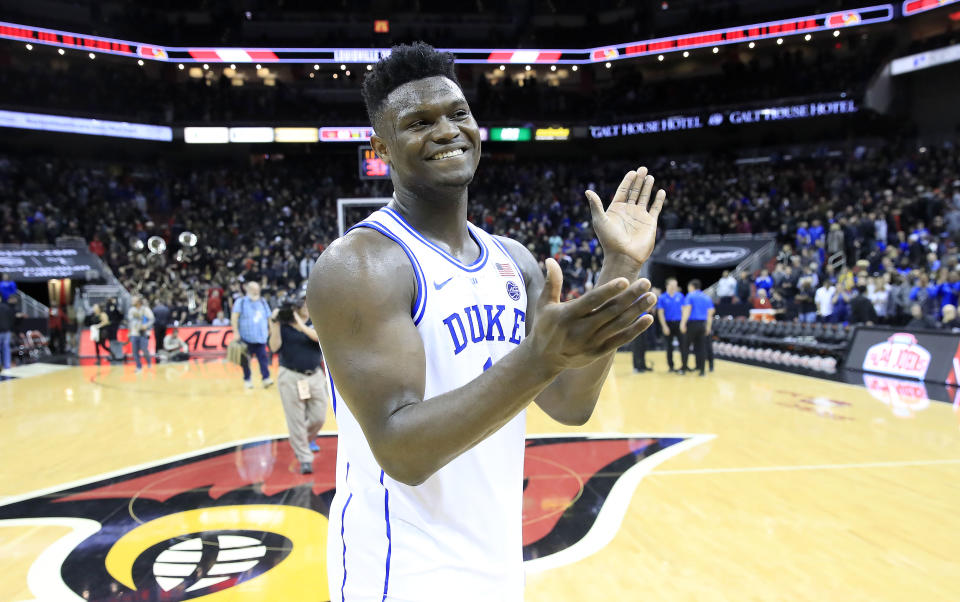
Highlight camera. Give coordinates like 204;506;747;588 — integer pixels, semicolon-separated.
275;301;298;324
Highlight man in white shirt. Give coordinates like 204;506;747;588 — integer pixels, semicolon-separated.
815;281;838;322
716;270;737;302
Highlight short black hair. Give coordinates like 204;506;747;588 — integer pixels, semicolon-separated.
689;279;702;290
361;42;460;128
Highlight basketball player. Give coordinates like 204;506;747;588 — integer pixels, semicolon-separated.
307;42;666;602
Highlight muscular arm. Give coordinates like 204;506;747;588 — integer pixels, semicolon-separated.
308;230;652;486
499;237;653;425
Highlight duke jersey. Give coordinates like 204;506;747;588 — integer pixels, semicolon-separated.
326;206;529;602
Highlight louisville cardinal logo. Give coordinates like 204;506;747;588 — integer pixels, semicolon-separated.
0;433;711;600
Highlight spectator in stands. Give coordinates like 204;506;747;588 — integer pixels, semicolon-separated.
0;273;16;302
795;279;817;323
867;276;889;323
885;274;910;326
127;295;154;372
941;305;960;330
909;274;939;319
752;287;771;310
205;284;225;324
88;235;105;258
212;311;229;326
755;269;774;296
905;303;939;331
849;286;878;325
716;270;736;303
815;280;837;323
827;222;845;258
735;271;752;305
232;282;274;389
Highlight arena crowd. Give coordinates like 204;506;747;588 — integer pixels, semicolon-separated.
1;137;958;336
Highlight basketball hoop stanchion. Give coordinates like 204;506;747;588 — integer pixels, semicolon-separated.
336;197;392;237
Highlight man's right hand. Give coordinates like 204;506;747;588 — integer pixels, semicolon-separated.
525;258;657;372
661;323;669;336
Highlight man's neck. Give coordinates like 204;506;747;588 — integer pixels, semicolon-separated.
389;186;473;258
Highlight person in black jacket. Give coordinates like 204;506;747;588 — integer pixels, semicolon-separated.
848;286;878;325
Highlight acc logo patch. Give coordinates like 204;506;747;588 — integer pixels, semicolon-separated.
0;433;710;600
506;281;521;301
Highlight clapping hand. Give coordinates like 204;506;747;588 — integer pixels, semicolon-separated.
585;166;666;267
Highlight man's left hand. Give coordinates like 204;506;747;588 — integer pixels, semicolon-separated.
586;166;666;268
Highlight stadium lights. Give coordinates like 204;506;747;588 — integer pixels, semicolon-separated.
255;63;261;69
314;64;319;70
499;65;505;70
525;65;531;71
333;73;338;79
571;65;578;71
340;64;346;70
683;51;690;58
748;41;755;48
137;59;144;66
345;70;351;76
203;63;209;70
550;65;556;71
25;43;32;50
178;63;184;70
658;54;664;61
833;30;840;37
58;48;64;55
712;47;719;53
804;34;812;41
777;38;784;45
605;61;611;68
309;72;315;78
230;63;236;69
88;52;95;59
366;64;372;70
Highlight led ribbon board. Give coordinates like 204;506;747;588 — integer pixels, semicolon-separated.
902;0;960;16
0;5;893;64
0;109;172;140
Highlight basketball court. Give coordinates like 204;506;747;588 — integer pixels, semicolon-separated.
2;354;958;601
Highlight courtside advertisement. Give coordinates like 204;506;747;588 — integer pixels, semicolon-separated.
846;327;960;385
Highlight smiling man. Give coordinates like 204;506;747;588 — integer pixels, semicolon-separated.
307;42;666;601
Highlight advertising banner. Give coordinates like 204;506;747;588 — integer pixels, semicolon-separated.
845;327;960;385
651;238;771;268
78;326;235;359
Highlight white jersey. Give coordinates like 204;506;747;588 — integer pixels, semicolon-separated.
326;206;529;602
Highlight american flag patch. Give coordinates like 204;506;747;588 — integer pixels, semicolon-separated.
496;262;516;277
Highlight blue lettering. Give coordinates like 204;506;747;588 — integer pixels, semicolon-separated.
485;304;506;341
509;308;526;344
443;313;468;354
465;305;485;343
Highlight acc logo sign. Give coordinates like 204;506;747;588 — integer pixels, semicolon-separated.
0;433;710;601
667;246;748;266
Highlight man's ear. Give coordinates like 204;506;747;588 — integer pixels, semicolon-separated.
370;134;390;165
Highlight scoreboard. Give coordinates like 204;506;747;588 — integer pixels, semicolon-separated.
358;147;390;180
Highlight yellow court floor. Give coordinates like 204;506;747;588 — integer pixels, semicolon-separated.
1;354;959;601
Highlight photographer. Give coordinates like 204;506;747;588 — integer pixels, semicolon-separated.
268;296;328;475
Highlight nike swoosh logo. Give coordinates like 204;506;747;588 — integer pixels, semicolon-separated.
433;277;453;290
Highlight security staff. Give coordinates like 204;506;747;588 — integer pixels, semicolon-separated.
268;295;328;474
656;277;688;373
680;279;715;377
